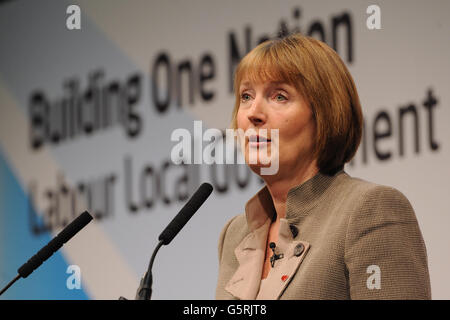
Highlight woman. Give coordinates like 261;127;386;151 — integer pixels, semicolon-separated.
215;33;431;300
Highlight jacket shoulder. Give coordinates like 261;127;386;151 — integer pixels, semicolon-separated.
336;174;414;214
341;174;416;221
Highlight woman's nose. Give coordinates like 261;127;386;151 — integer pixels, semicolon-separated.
247;97;267;126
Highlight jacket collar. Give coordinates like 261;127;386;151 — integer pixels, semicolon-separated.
285;169;346;224
244;169;346;229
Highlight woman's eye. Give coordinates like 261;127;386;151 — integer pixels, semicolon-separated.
275;94;287;101
241;93;251;101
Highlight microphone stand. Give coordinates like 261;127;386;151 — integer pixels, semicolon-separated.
119;240;163;300
0;275;20;296
136;240;163;300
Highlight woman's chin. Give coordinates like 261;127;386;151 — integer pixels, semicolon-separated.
244;149;274;165
247;162;274;175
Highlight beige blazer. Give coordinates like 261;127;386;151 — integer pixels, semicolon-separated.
215;171;431;299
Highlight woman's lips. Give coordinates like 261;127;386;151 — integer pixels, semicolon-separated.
248;135;271;147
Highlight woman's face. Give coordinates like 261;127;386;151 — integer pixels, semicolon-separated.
236;79;316;176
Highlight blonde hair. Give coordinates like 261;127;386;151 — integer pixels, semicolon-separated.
231;33;363;174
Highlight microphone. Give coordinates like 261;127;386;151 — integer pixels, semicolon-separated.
158;182;213;245
269;242;284;268
135;182;213;300
0;211;93;296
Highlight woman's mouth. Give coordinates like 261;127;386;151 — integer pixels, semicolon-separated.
248;135;271;147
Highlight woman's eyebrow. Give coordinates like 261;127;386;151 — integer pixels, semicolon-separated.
268;81;289;87
266;81;292;91
239;82;252;91
239;81;291;91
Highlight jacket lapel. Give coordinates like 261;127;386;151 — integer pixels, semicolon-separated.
225;186;311;300
225;217;271;300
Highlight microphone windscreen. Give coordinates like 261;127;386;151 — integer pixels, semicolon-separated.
158;183;213;245
18;211;93;278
